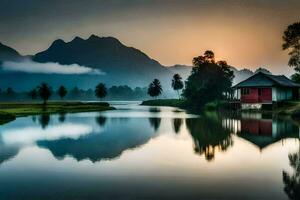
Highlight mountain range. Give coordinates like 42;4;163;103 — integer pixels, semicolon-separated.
0;35;263;93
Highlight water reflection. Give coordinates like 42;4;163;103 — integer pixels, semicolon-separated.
222;112;299;150
0;142;19;164
283;146;300;200
58;112;66;123
0;104;300;199
95;115;107;127
38;118;157;162
39;114;50;129
172;118;183;134
186;114;233;161
149;107;161;113
149;118;161;131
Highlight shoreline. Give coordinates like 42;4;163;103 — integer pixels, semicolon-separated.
0;101;115;125
141;99;300;121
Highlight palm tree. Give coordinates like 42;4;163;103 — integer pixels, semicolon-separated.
37;83;52;105
58;86;67;100
147;79;162;99
171;74;184;99
95;83;107;100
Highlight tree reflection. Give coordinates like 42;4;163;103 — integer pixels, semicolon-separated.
58;112;66;123
96;115;107;127
186;116;233;161
149;118;161;131
283;145;300;200
149;107;161;113
173;118;183;134
39;114;50;129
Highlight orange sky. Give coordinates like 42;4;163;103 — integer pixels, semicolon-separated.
1;0;299;75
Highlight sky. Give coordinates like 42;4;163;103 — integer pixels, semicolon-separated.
0;0;299;75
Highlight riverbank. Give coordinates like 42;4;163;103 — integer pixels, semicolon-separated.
141;99;187;108
141;99;300;120
140;99;221;111
0;101;115;124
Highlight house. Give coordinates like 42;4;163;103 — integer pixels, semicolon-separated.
232;72;300;109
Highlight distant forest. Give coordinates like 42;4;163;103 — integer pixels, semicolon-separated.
0;85;149;101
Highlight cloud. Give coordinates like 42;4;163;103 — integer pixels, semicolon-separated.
1;59;105;75
2;123;93;145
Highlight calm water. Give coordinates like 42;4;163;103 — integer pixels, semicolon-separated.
0;102;299;200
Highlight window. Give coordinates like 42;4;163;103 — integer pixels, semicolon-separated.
241;88;250;95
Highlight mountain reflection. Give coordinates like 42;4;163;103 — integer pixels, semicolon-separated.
186;114;233;161
37;118;157;162
0;142;19;164
283;146;300;200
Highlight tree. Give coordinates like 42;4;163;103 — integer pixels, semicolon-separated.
283;22;300;71
147;79;162;98
28;88;38;100
70;86;82;99
58;86;67;100
37;83;52;104
283;22;300;83
5;87;15;96
291;73;300;83
183;51;234;108
171;74;184;99
95;83;107;100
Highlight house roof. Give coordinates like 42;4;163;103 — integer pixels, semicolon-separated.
232;72;300;88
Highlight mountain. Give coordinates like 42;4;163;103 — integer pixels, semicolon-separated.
33;35;173;86
0;42;22;61
0;35;270;95
168;64;193;81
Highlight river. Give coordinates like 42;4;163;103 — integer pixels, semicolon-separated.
0;101;298;199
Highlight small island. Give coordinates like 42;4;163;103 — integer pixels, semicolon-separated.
0;101;114;125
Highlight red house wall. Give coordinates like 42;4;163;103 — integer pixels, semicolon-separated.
241;88;272;103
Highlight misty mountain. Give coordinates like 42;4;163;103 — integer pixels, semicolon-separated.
0;36;175;95
0;42;22;62
0;35;269;95
33;35;173;85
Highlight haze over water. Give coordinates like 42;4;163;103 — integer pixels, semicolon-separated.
0;102;298;199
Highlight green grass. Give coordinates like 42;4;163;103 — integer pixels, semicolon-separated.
141;99;187;108
0;101;115;124
0;112;16;125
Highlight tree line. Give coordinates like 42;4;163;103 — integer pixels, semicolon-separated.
0;50;235;108
0;85;150;102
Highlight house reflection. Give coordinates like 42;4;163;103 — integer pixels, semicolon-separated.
222;112;299;150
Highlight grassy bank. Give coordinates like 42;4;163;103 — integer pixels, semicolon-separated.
0;112;16;125
141;99;187;108
0;101;114;124
266;101;300;120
